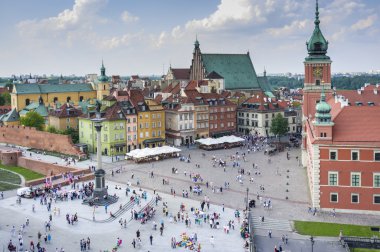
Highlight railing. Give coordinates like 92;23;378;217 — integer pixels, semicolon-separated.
342;236;380;250
248;210;257;252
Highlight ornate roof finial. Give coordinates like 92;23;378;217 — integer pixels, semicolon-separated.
194;34;200;48
264;67;267;77
315;0;320;26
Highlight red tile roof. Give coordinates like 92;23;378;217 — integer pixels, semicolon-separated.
332;106;380;144
171;68;190;80
49;103;82;118
333;87;380;105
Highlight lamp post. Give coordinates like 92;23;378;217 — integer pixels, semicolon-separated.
310;236;314;252
246;187;249;210
111;146;114;162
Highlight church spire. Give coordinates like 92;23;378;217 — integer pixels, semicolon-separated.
194;35;200;49
98;60;109;82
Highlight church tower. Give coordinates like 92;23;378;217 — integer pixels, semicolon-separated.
97;60;110;100
303;0;332;120
189;37;204;81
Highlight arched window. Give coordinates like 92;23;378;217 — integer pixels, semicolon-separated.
53;97;58;103
79;96;84;102
103;85;106;90
25;99;30;106
66;96;71;102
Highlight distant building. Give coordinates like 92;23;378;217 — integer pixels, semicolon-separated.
48;103;82;131
237;92;300;136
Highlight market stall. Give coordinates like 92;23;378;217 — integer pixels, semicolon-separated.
125;146;181;163
195;135;245;150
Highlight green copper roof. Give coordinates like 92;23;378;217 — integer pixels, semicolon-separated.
1;108;20;122
258;76;274;94
98;60;109;82
315;87;332;123
201;53;262;90
306;0;329;60
13;83;94;94
20;102;48;117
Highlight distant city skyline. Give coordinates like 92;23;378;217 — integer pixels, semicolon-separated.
0;0;379;77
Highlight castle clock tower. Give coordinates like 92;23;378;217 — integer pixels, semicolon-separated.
303;0;332;120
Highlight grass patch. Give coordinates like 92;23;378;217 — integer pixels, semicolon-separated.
294;221;379;237
0;169;21;184
351;249;380;252
0;164;44;181
0;182;20;191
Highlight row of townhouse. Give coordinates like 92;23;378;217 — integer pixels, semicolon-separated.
78;89;165;156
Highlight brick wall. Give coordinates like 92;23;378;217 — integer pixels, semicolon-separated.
0;150;22;165
0;125;84;157
17;157;78;176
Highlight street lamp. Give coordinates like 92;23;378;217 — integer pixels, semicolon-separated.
111;146;114;162
310;236;315;252
246;187;249;210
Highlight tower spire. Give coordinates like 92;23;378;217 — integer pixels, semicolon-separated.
315;0;320;26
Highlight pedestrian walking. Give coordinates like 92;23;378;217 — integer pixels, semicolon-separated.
149;234;153;245
210;236;215;247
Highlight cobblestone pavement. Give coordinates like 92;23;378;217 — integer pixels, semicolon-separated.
1;143;379;252
0;182;246;252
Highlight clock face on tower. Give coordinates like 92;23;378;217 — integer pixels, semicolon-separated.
313;67;323;78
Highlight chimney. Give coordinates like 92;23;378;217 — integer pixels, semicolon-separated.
357;89;362;95
374;88;378;95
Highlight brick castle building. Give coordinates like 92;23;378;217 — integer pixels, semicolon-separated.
302;1;380;214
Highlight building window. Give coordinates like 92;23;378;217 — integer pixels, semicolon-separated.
330;150;337;160
374;195;380;204
351;194;359;204
328;172;338;186
375;152;380;161
374;174;380;188
158;130;161;136
152;131;156;137
114;134;118;140
158;122;161;127
157;114;161;119
145;132;149;137
330;193;338;203
351;172;361;187
152;122;156;128
152;114;156;119
139;132;143;138
104;134;108;141
351;150;359;161
139;123;143;129
145;122;149;128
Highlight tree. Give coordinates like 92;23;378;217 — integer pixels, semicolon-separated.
20;111;45;131
1;93;11;105
46;125;58;133
62;127;79;144
270;113;289;142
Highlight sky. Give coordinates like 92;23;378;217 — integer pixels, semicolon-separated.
0;0;379;77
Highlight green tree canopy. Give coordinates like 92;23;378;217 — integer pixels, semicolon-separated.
270;113;289;141
1;93;11;105
20;111;45;131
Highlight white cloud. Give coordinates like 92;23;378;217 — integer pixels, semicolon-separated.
150;31;167;48
266;19;309;37
171;25;184;39
17;0;107;37
99;32;143;50
351;15;377;31
185;0;260;31
121;10;139;23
